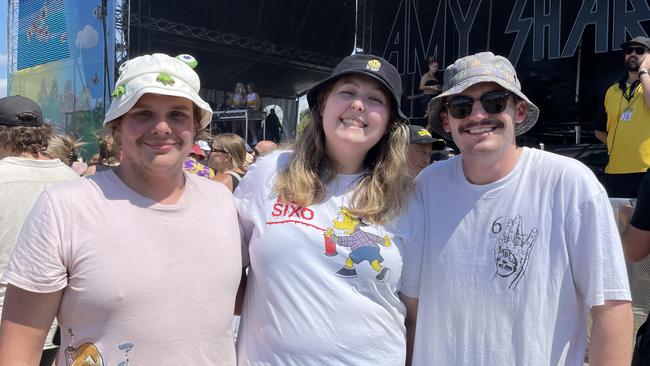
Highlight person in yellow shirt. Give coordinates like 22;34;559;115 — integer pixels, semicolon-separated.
595;36;650;198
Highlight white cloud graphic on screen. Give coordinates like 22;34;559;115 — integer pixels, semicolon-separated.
75;25;99;49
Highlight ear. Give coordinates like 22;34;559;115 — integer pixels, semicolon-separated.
515;100;527;125
441;111;451;133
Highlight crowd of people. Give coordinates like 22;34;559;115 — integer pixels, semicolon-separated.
0;37;649;365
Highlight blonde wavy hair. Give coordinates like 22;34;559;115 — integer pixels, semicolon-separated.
274;82;413;225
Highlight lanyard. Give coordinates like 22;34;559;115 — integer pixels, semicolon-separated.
623;80;641;102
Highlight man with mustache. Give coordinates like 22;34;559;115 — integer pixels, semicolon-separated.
0;54;242;365
398;52;632;365
594;36;650;198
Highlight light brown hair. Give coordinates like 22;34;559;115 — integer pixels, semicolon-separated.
213;133;247;170
273;81;413;225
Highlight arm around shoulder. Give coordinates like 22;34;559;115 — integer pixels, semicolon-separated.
0;285;63;366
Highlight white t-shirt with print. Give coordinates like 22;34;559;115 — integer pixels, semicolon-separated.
235;151;419;366
4;170;242;365
400;147;631;366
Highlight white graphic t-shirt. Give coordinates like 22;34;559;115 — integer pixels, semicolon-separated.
235;151;419;366
401;147;631;366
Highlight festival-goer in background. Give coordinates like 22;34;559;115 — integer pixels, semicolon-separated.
229;82;247;136
85;133;121;176
401;52;632;365
183;143;215;179
44;134;86;167
245;83;260;111
252;140;277;158
0;96;79;366
245;83;261;144
407;124;446;177
231;82;247;109
419;57;442;114
0;53;242;365
234;54;415;365
264;107;283;143
594;36;650;198
209;133;247;192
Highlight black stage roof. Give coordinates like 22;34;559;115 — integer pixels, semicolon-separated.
128;0;357;99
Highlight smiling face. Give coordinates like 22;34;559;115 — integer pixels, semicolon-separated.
320;74;391;172
441;82;526;161
116;93;195;176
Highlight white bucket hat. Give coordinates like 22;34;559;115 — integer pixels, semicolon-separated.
104;53;213;128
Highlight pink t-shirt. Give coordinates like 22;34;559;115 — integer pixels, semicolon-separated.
4;170;242;365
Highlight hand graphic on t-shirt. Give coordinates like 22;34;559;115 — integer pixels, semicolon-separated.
493;215;538;289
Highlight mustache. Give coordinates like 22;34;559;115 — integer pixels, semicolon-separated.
458;119;505;133
137;136;184;146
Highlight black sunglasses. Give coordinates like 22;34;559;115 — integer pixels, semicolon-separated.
444;90;512;119
624;47;647;55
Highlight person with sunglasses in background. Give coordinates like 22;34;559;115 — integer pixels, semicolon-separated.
209;133;248;192
594;36;650;198
399;52;632;365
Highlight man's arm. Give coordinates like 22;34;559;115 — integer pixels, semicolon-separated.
594;130;608;144
639;57;650;107
0;285;62;366
399;292;418;366
620;203;650;262
588;300;633;366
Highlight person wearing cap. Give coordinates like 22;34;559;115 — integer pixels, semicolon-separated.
593;36;650;198
407;124;446;176
399;52;632;365
184;142;215;178
0;95;79;365
0;54;242;365
234;54;415;365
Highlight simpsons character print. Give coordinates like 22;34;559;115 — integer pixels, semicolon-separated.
491;215;539;289
267;199;393;282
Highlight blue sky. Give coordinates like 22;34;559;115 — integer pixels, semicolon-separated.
0;0;7;97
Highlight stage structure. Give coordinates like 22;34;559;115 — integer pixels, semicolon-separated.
123;0;356;141
7;0;117;157
368;0;650;141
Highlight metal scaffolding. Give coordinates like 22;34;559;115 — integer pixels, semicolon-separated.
355;0;373;53
130;14;339;71
115;0;130;71
7;0;19;95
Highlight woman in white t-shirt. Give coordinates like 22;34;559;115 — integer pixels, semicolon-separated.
234;54;417;365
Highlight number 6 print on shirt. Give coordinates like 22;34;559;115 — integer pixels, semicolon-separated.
491;215;539;290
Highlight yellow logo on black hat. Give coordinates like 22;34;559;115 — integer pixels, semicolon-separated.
367;59;381;72
417;128;432;137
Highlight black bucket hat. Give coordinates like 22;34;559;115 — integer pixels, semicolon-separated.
0;96;44;127
307;54;408;121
